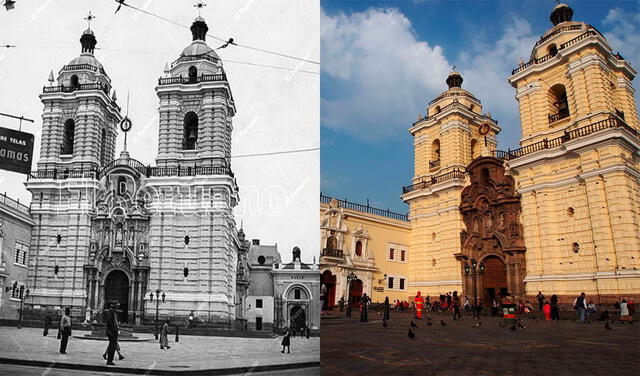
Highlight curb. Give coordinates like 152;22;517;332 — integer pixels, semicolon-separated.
0;357;319;375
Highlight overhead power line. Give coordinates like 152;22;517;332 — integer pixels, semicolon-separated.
231;147;319;159
118;1;319;66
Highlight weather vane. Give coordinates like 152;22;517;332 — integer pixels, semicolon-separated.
194;1;207;16
452;65;457;71
120;92;132;152
85;11;95;30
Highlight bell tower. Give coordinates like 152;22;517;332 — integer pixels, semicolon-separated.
145;14;242;325
36;16;121;173
155;16;235;171
25;18;122;315
505;3;640;303
402;71;500;297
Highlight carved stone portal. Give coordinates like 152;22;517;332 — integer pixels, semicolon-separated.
458;157;526;306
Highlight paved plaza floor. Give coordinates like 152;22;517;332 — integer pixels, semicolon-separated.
0;326;319;375
320;310;639;376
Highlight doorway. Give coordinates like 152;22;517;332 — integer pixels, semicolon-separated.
290;306;306;332
349;279;363;308
482;256;507;306
321;270;336;310
104;270;129;323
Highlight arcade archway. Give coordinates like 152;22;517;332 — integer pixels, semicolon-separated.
321;270;336;310
104;270;129;323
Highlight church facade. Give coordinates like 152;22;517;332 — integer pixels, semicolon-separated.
323;3;639;307
20;15;319;330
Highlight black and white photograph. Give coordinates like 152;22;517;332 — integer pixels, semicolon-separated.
0;1;319;375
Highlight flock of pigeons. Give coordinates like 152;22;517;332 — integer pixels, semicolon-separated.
378;314;626;340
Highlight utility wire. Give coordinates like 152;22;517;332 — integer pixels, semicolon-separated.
1;44;319;75
231;147;319;159
119;1;319;65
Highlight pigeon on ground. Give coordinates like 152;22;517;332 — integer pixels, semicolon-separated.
498;322;506;328
427;322;432;326
383;320;388;328
440;320;447;326
408;328;416;340
510;324;517;331
517;319;526;329
605;322;612;330
425;316;432;321
473;322;481;328
410;320;418;328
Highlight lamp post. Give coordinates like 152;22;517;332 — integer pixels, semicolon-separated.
345;272;357;317
17;284;30;329
149;289;165;340
464;258;484;318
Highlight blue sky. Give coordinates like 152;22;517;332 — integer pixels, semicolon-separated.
321;0;640;213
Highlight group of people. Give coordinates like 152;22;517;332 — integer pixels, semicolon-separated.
537;291;635;324
49;301;173;366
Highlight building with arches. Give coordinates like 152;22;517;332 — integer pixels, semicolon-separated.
19;15;303;330
323;3;639;307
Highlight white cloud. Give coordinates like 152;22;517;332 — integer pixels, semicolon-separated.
321;7;537;147
321;7;450;141
603;5;640;78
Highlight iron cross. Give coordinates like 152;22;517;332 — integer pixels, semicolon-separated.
85;11;95;30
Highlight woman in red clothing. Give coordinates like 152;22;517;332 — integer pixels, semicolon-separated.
543;301;551;321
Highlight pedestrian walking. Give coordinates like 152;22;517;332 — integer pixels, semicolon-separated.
103;311;125;361
338;296;345;312
360;293;369;322
573;292;588;323
187;311;194;328
414;291;424;319
452;292;461;320
160;319;171;349
105;302;119;365
59;307;71;354
281;327;291;354
43;314;52;336
550;294;560;322
536;291;545;310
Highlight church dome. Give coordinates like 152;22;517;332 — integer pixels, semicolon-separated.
181;40;219;59
67;53;104;70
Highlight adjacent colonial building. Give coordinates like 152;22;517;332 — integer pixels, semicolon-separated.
0;194;33;319
320;195;410;306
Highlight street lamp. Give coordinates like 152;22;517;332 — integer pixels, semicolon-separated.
464;258;484;318
346;272;358;318
17;284;30;329
149;289;166;340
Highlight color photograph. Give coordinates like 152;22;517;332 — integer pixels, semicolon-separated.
320;0;639;375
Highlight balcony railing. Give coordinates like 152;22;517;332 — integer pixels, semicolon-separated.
428;91;481;106
322;248;344;258
42;83;109;95
429;159;440;169
60;63;107;75
320;194;409;221
148;165;233;178
158;73;227;86
495;116;636;161
172;53;219;67
548;108;570;123
27;168;98;181
98;157;149;179
0;192;30;215
513;29;600;75
402;168;466;194
534;24;584;47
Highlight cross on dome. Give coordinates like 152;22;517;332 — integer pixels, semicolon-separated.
85;11;95;31
194;1;207;17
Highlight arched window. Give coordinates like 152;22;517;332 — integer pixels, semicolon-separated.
355;241;362;256
548;84;569;123
480;168;490;185
434;106;441;115
326;235;337;250
547;44;558;57
470;139;478;160
431;139;441;168
188;66;198;83
100;128;107;165
183;112;199;150
61;119;75;155
70;74;79;89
